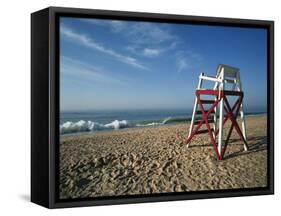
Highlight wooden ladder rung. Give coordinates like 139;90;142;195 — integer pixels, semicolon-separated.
200;100;216;104
194;119;215;125
196;110;215;115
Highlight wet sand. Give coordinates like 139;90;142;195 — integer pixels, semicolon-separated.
59;115;267;199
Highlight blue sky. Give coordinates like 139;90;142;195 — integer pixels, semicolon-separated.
60;17;267;112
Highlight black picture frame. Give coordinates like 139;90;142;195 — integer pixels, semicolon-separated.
31;6;274;209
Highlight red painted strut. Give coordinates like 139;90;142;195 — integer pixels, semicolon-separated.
186;90;248;160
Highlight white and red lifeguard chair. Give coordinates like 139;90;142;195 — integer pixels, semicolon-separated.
186;64;249;160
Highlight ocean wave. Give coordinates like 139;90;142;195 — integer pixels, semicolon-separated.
60;116;190;134
60;120;131;134
135;117;172;127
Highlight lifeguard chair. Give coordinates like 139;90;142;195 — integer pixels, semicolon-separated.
186;64;249;160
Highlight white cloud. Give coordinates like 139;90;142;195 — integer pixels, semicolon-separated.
109;20;127;32
126;46;137;53
126;46;163;58
126;41;178;58
80;18;178;51
142;48;161;57
176;51;202;74
79;18;175;44
177;58;190;73
60;56;124;85
128;22;176;45
60;25;148;70
169;41;178;49
79;18;127;32
62;19;204;75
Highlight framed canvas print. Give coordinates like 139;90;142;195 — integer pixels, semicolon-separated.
31;6;274;208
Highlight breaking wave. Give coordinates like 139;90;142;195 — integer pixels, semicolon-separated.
60;120;131;134
60;116;191;134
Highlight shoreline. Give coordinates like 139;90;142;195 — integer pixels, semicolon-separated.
59;115;267;199
60;113;267;137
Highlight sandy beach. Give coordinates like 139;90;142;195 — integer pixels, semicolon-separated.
59;115;267;199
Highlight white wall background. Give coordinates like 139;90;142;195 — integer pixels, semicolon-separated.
0;0;279;215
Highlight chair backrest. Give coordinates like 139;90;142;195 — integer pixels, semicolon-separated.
199;64;242;91
216;64;240;79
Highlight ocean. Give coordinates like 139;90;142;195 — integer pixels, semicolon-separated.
60;109;266;134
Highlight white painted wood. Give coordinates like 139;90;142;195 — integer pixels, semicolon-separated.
236;71;248;151
200;75;220;82
187;64;248;155
217;68;225;156
217;65;247;152
219;64;240;78
213;69;219;138
187;73;204;148
224;78;236;84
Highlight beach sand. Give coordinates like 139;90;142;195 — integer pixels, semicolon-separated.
59;115;267;199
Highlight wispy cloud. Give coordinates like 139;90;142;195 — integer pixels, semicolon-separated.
142;48;162;57
80;18;127;32
80;19;179;57
128;23;176;45
176;51;203;74
65;18;204;74
109;20;127;32
126;43;176;58
177;58;190;73
80;18;175;44
60;56;124;85
60;25;148;70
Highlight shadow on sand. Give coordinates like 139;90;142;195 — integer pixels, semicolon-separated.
186;135;267;160
223;136;267;160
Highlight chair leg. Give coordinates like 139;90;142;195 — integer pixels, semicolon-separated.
187;76;203;148
187;98;197;148
240;103;248;151
218;96;224;157
237;74;248;151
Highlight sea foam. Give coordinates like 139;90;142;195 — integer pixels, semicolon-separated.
135;117;172;127
60;119;131;134
60;116;185;134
